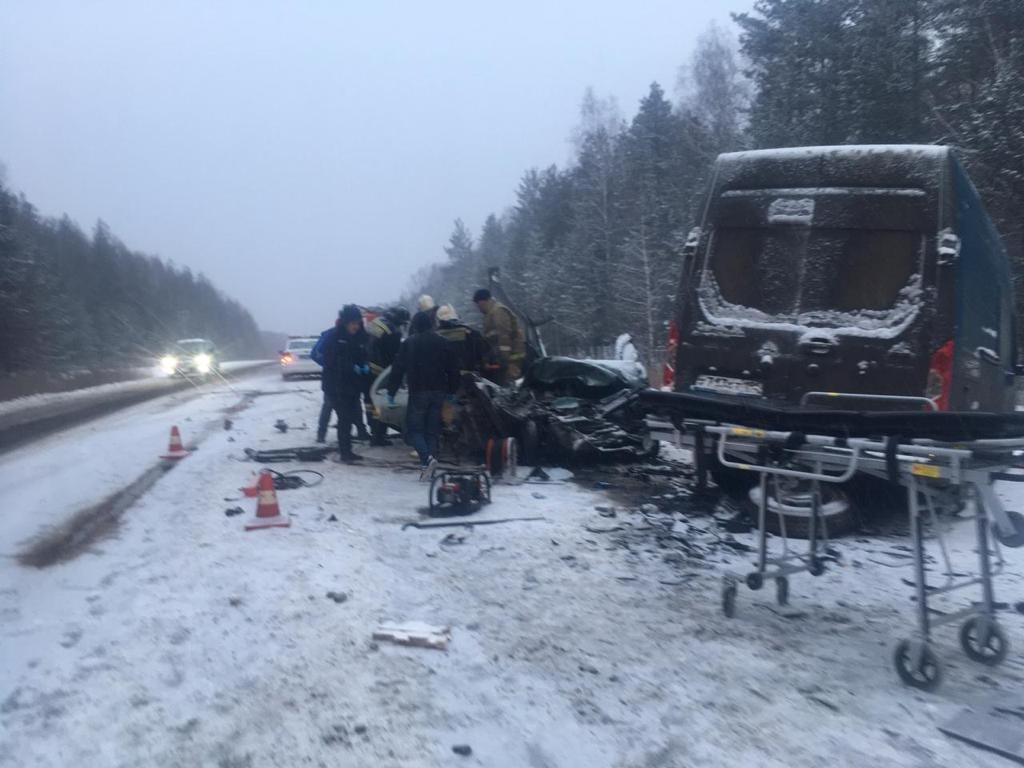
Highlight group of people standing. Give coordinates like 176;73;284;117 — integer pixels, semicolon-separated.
310;289;526;471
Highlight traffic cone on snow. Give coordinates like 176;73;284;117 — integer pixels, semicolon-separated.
244;469;291;531
160;425;190;460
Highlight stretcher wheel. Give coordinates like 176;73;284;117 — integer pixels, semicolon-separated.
993;510;1024;548
722;580;738;618
745;572;764;591
959;618;1009;666
808;557;826;577
775;576;789;606
893;640;942;691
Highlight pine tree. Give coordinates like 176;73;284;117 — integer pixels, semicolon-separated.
617;83;688;364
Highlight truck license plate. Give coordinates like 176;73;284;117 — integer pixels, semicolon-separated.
694;375;764;396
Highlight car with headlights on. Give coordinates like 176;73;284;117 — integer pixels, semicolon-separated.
160;338;220;377
280;336;321;379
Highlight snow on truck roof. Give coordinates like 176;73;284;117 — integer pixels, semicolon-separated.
718;145;949;163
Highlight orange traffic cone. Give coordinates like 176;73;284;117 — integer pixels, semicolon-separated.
160;425;190;460
245;469;291;531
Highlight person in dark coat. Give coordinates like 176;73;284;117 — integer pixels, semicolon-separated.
410;294;439;335
311;318;340;443
386;311;459;475
323;304;371;462
435;304;487;376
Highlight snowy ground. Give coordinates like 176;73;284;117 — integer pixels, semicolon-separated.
1;370;1022;767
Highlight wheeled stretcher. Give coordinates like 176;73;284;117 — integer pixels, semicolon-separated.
639;388;1024;689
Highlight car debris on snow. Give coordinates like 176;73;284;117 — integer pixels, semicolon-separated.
325;591;348;604
372;621;452;650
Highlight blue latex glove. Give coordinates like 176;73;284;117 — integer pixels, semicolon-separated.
360;364;371;375
386;394;397;407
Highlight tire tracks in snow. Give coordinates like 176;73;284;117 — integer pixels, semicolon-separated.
16;389;266;568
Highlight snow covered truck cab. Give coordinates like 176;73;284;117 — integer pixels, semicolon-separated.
673;145;1019;413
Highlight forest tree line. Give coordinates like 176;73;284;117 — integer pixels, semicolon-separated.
0;179;264;373
404;0;1024;368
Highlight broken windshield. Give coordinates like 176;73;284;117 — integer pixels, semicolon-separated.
702;226;922;328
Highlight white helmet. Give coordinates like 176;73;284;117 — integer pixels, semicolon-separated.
417;294;436;311
436;304;458;323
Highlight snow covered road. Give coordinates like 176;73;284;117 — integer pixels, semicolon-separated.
1;371;1022;767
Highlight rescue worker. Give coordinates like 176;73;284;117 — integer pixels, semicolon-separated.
386;311;459;478
472;288;526;385
436;304;487;375
322;304;371;463
615;332;639;364
410;294;439;334
364;306;410;446
311;317;340;443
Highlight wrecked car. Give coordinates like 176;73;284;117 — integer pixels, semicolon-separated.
370;357;657;467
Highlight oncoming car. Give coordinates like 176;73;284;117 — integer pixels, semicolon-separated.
280;336;321;380
160;338;220;377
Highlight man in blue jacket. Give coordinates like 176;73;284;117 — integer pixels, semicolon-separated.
311;319;339;443
321;305;371;462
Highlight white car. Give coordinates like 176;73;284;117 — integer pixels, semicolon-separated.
280;336;321;379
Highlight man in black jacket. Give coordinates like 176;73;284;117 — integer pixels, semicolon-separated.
387;311;459;476
323;304;371;463
436;304;487;376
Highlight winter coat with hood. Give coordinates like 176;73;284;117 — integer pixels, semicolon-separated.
323;306;370;395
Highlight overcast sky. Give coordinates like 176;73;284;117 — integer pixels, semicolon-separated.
1;0;749;332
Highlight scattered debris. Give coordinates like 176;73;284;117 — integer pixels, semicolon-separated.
274;419;288;433
808;695;840;713
596;505;617;518
940;698;1024;764
228;597;243;607
244;446;331;463
327;513;338;522
353;724;367;736
326;591;348;604
525;466;551;482
321;724;350;746
223;418;233;430
224;507;244;517
373;622;451;650
452;745;473;757
440;533;466;546
401;516;544;531
722;514;753;534
531;491;547;500
579;663;600;675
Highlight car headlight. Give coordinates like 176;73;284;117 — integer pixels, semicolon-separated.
160;355;178;374
194;353;212;373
